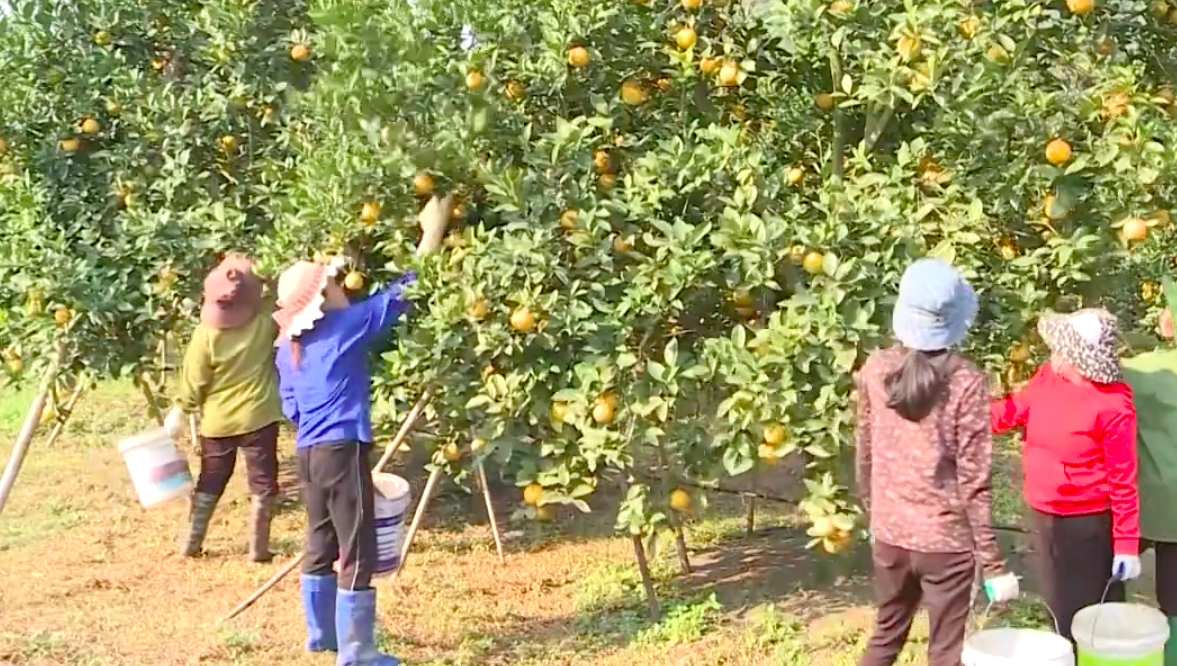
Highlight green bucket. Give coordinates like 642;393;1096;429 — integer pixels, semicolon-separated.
1073;603;1169;666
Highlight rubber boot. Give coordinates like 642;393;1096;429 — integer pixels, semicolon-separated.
336;588;400;666
248;495;273;563
180;492;219;557
1165;617;1177;666
301;574;338;653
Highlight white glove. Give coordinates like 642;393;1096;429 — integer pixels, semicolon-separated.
983;573;1021;603
1113;554;1142;581
163;407;185;439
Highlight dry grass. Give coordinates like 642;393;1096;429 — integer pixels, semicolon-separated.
0;381;1133;666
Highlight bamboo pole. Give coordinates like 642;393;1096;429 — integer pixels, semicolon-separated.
44;381;86;448
219;393;430;623
0;338;67;518
135;374;164;426
390;467;442;579
477;463;505;565
374;389;431;473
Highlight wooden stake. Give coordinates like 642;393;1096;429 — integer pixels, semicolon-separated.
391;467;442;579
135;374;164;426
669;513;692;575
219;392;430;623
745;468;758;536
374;389;432;473
477;463;505;565
44;381;86;448
630;534;661;620
0;339;67;518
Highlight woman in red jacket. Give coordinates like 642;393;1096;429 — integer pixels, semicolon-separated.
992;308;1141;640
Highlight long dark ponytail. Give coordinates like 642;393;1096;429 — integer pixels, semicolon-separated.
883;348;953;422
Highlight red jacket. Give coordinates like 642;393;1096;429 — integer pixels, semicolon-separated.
991;363;1140;554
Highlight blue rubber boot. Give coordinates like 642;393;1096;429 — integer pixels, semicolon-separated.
336;588;400;666
300;574;338;653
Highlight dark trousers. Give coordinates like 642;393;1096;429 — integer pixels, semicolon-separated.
195;423;280;498
859;541;975;666
1141;540;1177;616
298;442;378;591
1029;508;1124;640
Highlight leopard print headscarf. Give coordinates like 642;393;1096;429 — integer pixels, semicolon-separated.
1037;308;1121;384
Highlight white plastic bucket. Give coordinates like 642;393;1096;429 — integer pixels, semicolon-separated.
370;473;411;579
1072;603;1169;666
117;428;193;508
963;628;1075;666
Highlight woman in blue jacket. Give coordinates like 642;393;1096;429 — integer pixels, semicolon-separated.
273;195;449;666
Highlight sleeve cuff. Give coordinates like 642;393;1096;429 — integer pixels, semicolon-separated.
1113;538;1140;555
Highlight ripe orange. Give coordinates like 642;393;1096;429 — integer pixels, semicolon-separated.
1142;281;1160;302
786;166;804;186
620;80;648;105
1044;138;1072;166
655;77;672;92
598;173;617;189
896;34;922;62
567;45;589;67
1066;0;1094;14
1102;92;1129;119
1121;217;1148;241
471;438;487;452
1153;0;1170;16
441;443;462;463
998;242;1018;261
986;44;1009;63
53;308;72;325
343;271;364;291
958;16;980;39
360;201;381;224
829;0;853;15
735;306;757;319
613;235;632;253
290;43;310;61
105;99;121;116
510;306;536;332
0;137;7;152
151;56;167;71
593;149;610;173
669;488;692;512
675;26;697;50
505;80;525;100
465;70;484;89
219;135;237;151
732;289;753;307
1044;194;1068;221
762;423;786;445
802;251;825;275
699;57;720;74
523;483;543;506
59;137;80;153
758;444;779;465
413;172;434;196
718;61;739;87
467;299;488;320
93;30;111;45
1010;343;1031;364
814;92;835;110
682;0;702;9
810;516;837;538
560;209;578;230
451;202;466;220
592;399;615;424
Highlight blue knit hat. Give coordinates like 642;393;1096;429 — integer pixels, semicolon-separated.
892;258;977;351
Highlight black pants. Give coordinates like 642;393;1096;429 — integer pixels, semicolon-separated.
1141;540;1177;616
859;542;975;666
195;423;280;498
1029;508;1124;640
298;442;378;591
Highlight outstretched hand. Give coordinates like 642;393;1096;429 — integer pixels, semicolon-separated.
417;194;453;256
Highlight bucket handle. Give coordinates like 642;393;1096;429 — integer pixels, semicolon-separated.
968;564;1061;637
1083;574;1122;653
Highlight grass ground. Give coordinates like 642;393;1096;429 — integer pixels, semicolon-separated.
0;382;1160;665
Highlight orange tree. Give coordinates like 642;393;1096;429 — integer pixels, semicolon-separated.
249;0;1177;600
0;0;308;416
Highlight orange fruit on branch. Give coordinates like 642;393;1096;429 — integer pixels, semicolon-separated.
669;488;692;512
79;117;100;134
1121;217;1148;241
290;43;310;61
59;137;80;152
592;397;615;424
510;306;536;332
505;80;525;100
675;26;697;50
814;92;835;110
762;423;786;445
1066;0;1094;14
786;166;804;186
718;61;739;87
467;299;488;320
441;443;462;462
566;45;589;67
699;57;720;74
802;251;825;275
465;70;484;89
620;80;648;105
560;209;578;230
523;483;543;506
360;201;381;224
413;172;434;196
53;308;72;325
1044;138;1072;166
343;271;364;291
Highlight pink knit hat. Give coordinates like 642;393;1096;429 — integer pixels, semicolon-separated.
201;253;262;330
273;256;346;341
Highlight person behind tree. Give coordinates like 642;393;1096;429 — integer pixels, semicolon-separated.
165;253;284;562
273;195;450;666
855;258;1018;666
1122;281;1177;666
991;308;1141;641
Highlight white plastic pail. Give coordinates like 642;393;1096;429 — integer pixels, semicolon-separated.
963;628;1075;666
117;428;193;508
370;473;411;578
1072;603;1169;666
